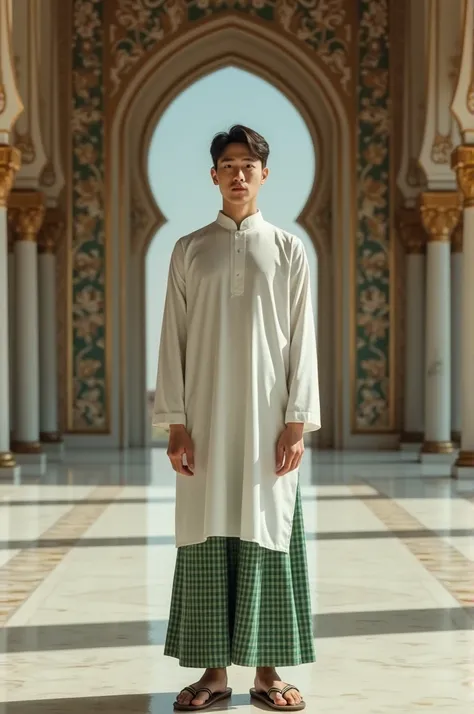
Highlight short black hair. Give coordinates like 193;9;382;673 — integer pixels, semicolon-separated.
210;125;270;169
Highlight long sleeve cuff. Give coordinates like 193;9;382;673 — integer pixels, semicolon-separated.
152;412;187;431
285;410;321;433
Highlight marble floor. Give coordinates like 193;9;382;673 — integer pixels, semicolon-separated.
0;448;473;713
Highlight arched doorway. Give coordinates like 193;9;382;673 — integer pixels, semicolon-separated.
145;66;319;445
108;17;351;450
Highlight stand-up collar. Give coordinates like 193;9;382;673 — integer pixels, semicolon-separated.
216;210;265;231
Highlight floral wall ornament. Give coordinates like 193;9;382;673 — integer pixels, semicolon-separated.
108;0;352;99
355;0;391;430
71;0;107;430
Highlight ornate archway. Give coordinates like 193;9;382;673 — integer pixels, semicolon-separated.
66;2;397;451
109;16;350;448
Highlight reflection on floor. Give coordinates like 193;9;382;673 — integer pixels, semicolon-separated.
0;449;473;713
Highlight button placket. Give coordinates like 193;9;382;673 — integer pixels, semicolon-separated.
232;232;246;296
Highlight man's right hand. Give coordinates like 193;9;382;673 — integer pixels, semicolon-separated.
167;425;195;476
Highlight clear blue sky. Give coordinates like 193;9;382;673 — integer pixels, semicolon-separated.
146;67;317;389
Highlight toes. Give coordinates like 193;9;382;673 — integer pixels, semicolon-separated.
273;693;288;707
192;693;210;706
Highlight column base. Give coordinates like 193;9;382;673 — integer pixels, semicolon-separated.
13;452;47;476
11;440;42;454
0;453;21;483
419;442;456;474
452;451;474;480
41;441;64;462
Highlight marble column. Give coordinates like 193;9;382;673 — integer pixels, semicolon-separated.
38;207;64;460
8;190;47;476
7;217;15;439
450;218;463;445
419;191;460;462
398;208;426;452
451;146;474;478
0;147;21;481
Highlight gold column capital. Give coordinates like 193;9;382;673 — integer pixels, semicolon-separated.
397;207;426;254
38;206;64;254
451;145;474;207
0;145;21;208
8;189;46;242
419;191;461;243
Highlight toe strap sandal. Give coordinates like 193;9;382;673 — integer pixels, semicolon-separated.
250;684;306;711
174;685;232;711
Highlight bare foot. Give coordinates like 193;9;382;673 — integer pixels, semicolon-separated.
254;667;303;707
176;668;228;707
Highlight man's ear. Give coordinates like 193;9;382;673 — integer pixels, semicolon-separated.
261;167;269;184
210;167;219;185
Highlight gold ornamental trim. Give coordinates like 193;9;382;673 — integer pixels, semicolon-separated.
455;450;474;467
40;431;63;444
38;207;64;255
451;145;474;207
0;145;21;208
8;189;46;243
0;451;16;468
419;192;461;243
11;440;42;455
397;208;426;254
421;440;454;455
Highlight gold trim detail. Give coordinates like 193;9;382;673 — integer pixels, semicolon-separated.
421;440;454;455
400;431;424;444
397;208;426;254
455;450;474;467
0;452;16;468
11;440;42;455
451;145;474;208
0;145;21;207
38;207;64;255
419;191;461;243
40;431;63;444
8;189;46;242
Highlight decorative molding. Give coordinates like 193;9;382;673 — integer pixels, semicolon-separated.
108;0;352;100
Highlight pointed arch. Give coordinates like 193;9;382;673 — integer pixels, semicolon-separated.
107;14;353;448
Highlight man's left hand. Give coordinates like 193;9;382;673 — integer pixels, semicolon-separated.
276;423;305;476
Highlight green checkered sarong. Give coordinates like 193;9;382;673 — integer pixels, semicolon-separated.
165;486;315;668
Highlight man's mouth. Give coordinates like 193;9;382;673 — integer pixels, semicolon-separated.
232;186;247;192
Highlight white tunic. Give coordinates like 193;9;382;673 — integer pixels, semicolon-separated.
153;210;320;553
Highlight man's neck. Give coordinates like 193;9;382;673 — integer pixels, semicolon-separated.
221;201;259;229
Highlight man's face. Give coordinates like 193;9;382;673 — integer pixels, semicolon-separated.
211;142;269;204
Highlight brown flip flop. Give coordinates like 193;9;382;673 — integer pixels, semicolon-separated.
174;685;232;711
250;684;306;711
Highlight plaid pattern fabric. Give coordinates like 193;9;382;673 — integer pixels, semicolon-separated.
165;486;315;668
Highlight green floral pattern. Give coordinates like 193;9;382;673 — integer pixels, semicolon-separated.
71;0;106;430
356;0;391;429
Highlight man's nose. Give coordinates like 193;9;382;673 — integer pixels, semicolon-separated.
233;169;245;181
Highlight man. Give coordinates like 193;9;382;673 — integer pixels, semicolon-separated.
153;125;320;712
